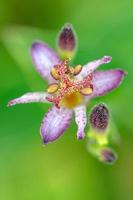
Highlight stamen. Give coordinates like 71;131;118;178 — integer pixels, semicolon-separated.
80;87;93;95
47;83;59;94
51;67;60;80
73;65;82;75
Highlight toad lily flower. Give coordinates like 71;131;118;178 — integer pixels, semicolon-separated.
8;23;126;144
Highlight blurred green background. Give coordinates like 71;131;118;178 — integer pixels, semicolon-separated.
0;0;133;200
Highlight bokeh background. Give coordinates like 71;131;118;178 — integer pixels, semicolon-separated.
0;0;133;200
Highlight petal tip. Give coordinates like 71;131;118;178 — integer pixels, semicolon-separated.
7;100;14;107
102;56;112;63
116;69;127;82
31;41;44;52
40;127;49;144
42;137;49;145
77;132;85;140
30;41;42;58
31;41;52;55
105;69;126;91
31;41;39;49
119;69;128;76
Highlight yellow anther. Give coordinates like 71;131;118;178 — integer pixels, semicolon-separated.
74;65;82;75
80;87;93;96
47;83;59;94
51;67;59;80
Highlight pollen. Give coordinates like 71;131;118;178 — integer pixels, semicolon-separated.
46;59;93;108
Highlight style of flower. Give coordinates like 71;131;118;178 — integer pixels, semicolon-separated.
8;23;126;144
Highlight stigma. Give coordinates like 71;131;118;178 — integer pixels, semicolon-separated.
46;59;93;109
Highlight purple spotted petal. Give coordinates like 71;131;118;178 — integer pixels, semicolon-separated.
86;69;126;99
40;106;72;144
74;105;87;140
77;56;112;79
8;92;48;106
31;41;60;83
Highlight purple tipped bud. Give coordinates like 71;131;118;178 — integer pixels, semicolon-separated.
100;148;117;164
58;23;76;51
90;103;109;133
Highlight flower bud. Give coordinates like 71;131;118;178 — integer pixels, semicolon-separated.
87;140;117;164
90;103;109;133
57;23;77;60
99;148;117;164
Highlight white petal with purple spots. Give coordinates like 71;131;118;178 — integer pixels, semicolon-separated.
8;92;48;106
86;69;126;99
74;105;87;140
77;56;112;79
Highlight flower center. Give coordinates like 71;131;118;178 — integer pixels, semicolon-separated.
61;92;83;109
46;59;93;109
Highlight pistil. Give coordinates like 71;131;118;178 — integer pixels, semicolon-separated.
46;59;93;108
